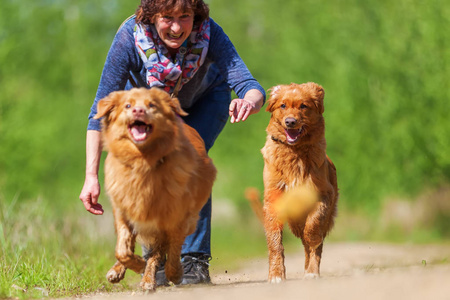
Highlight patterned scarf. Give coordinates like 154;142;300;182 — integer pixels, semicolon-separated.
134;19;210;95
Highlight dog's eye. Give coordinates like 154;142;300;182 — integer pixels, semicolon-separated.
300;104;308;109
280;104;286;109
125;104;131;109
148;103;155;108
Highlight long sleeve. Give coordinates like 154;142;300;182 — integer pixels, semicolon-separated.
87;17;142;131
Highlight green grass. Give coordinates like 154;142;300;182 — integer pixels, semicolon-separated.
0;198;125;299
1;193;448;298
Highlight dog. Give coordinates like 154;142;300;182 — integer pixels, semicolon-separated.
94;87;216;291
260;82;338;282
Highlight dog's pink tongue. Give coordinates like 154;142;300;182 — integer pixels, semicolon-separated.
286;129;301;143
130;125;147;141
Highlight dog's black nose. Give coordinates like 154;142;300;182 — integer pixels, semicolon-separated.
285;117;297;128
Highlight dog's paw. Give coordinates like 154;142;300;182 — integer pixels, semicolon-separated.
303;273;320;280
106;268;126;283
106;261;127;283
140;280;156;292
268;276;284;284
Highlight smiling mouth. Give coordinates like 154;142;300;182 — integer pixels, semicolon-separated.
168;32;183;39
285;128;303;144
128;120;153;143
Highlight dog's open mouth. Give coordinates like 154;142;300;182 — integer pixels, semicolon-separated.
128;121;153;142
285;128;302;144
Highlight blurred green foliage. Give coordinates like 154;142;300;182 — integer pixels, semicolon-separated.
208;0;450;216
0;0;449;226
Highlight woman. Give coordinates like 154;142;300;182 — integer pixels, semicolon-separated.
79;0;265;285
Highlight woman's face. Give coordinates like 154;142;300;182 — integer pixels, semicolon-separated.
154;10;194;53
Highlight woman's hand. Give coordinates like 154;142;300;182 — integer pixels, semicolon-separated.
79;174;103;215
79;130;104;215
229;89;264;123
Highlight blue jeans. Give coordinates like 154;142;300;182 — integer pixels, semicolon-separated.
180;85;231;256
139;83;231;259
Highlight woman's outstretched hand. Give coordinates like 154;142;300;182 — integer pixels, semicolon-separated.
229;89;264;123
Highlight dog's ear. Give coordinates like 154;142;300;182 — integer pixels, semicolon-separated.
266;85;283;112
169;97;188;117
94;91;123;120
308;82;325;114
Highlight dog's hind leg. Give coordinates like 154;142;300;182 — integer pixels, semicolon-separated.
264;190;286;283
141;246;164;292
165;232;184;284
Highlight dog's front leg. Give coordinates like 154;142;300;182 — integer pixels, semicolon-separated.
113;212;146;275
302;201;327;279
106;261;127;283
302;242;323;279
264;189;286;283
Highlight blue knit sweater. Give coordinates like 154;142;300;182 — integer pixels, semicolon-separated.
88;16;265;131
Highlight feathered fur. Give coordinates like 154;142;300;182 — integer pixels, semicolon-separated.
262;82;338;281
94;87;216;291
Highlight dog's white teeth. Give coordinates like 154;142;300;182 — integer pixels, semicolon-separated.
285;128;303;144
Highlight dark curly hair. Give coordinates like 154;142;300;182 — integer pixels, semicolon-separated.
135;0;209;26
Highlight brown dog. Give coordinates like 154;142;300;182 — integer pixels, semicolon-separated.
262;82;338;282
94;87;216;291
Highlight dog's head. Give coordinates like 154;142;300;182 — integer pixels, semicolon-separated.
266;82;325;145
94;87;187;148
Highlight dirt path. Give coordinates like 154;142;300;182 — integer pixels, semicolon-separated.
84;243;450;300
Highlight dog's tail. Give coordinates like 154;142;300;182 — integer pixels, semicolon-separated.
244;187;264;224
